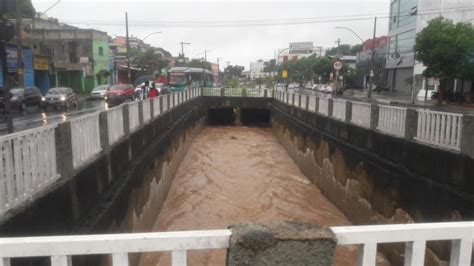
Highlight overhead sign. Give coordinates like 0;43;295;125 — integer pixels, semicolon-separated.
333;61;343;70
289;42;313;54
34;55;50;71
281;70;288;79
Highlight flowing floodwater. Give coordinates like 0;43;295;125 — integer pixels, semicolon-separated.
139;127;357;265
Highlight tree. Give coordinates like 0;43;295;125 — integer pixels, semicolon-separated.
326;44;362;57
263;59;276;73
1;0;36;19
224;65;244;79
131;47;169;76
186;59;211;70
415;17;474;103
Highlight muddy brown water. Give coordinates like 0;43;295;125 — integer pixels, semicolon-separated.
138;127;357;266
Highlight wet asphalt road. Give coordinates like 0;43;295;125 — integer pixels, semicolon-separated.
0;97;108;136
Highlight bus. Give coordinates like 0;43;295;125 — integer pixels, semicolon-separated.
168;67;214;92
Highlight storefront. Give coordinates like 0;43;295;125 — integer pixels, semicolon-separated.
0;45;34;88
33;55;50;93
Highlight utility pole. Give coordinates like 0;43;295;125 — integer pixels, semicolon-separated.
335;38;341;58
16;0;24;87
125;12;131;84
180;42;190;57
217;57;222;84
368;16;377;99
204;50;211;63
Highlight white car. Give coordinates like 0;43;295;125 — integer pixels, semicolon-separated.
90;85;110;99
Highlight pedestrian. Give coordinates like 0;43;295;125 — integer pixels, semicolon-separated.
148;82;159;98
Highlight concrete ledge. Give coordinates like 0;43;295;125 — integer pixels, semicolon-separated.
227;222;336;266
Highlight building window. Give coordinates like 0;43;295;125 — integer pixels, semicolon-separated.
98;47;104;56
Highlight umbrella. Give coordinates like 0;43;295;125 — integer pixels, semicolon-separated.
133;75;154;86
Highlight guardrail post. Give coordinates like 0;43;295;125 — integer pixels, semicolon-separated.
328;99;334;117
345;101;352;123
138;101;144;126
98;111;109;149
149;98;155;118
315;96;320;113
55;121;74;178
298;94;302;108
264;89;268;98
404;108;418;140
460;115;474;156
122;104;130;135
370;104;379;130
292;94;296;106
227;222;336;266
200;87;204;96
242;89;247;97
167;94;171;111
159;96;164;114
221;88;225;97
305;95;310;111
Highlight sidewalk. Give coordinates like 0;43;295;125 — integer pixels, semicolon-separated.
341;90;474;115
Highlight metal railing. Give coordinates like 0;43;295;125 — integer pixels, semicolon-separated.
318;97;329;116
203;88;220;96
142;99;151;123
107;105;125;145
70;112;101;168
0;125;59;216
0;222;471;266
415;109;462;151
224;88;242;97
332;99;347;121
351;102;372;129
128;101;140;131
377;105;407;138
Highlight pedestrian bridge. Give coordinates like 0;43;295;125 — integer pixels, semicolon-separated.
0;88;472;265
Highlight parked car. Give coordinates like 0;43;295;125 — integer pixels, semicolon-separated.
275;83;286;91
90;85;110;99
9;87;43;111
288;83;301;90
42;87;78;110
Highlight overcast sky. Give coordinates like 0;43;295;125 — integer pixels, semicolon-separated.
31;0;390;70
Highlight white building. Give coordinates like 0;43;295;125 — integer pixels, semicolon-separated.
277;42;326;64
386;0;474;93
249;60;275;80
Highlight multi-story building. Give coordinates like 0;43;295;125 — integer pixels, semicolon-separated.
249;60;275;80
386;0;474;93
13;17;110;92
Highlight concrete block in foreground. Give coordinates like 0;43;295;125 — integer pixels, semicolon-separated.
227;221;336;266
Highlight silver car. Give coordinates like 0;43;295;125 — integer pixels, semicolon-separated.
90;85;110;99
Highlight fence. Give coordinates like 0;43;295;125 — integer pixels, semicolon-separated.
142;99;151;123
332;99;347;121
162;95;169;112
70;112;101;168
128;101;140;131
332;222;473;266
0;222;471;266
318;97;329;116
0;125;59;216
415;109;462;151
203;88;220;96
224;88;242;97
308;96;317;112
107;105;125;145
153;97;161;117
377;105;407;137
351;102;372;128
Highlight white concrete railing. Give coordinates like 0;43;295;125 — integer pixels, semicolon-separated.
142;99;151;123
203;88;220;96
107;105;125;145
70;112;101;168
0;222;471;266
332;99;347;121
351;102;372;128
415;109;463;151
377;105;407;138
162;94;170;112
128;101;140;131
0;125;59;216
332;222;473;266
152;96;161;117
224;88;242;97
318;97;329;116
246;89;263;97
308;95;317;112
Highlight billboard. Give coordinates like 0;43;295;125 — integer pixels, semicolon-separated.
289;42;313;54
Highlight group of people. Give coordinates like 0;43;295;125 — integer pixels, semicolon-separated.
136;81;170;100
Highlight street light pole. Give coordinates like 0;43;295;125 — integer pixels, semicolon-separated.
368;16;377;99
142;31;162;41
125;12;131;84
217;57;222;83
180;42;190;57
16;0;23;87
335;27;365;42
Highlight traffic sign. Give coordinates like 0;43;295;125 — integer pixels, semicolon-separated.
281;70;288;79
333;61;343;70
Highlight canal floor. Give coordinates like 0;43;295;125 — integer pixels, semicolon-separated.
139;127;357;265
